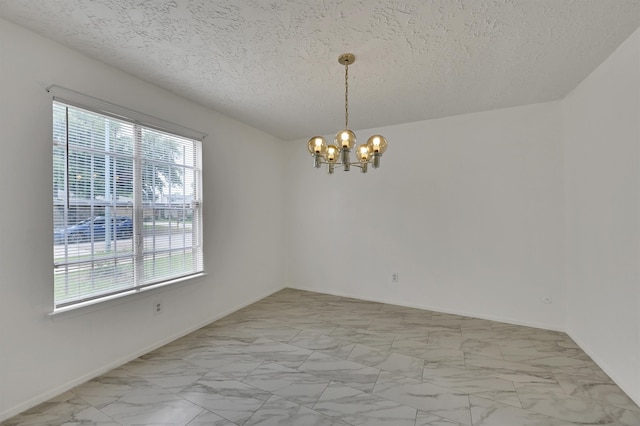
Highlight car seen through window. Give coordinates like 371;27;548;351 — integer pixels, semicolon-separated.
53;216;133;244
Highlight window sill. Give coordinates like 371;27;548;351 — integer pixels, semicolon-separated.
48;272;207;319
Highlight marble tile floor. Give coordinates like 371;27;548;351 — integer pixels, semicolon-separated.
4;288;639;426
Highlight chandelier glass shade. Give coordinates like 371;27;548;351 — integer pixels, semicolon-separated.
307;53;388;174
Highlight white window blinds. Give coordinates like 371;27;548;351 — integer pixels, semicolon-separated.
53;100;203;310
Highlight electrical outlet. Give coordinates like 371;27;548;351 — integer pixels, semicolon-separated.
391;273;399;283
541;296;552;304
153;301;163;315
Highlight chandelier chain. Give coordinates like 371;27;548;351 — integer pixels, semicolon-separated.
344;63;349;129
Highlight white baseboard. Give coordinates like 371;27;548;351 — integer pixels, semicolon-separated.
565;328;640;408
0;285;286;422
288;285;565;332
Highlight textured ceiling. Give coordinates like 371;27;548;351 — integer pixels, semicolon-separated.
1;0;639;141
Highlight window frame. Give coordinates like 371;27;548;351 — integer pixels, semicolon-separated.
50;89;205;312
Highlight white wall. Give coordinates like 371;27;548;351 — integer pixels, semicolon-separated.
286;101;566;330
0;18;286;420
563;26;640;405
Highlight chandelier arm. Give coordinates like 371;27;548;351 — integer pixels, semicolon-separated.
316;160;370;168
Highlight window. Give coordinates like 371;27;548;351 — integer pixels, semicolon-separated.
53;100;203;310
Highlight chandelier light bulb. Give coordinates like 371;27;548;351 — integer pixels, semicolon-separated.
325;144;339;162
325;144;339;174
372;137;380;150
336;129;356;149
307;136;327;155
367;135;387;154
356;144;370;162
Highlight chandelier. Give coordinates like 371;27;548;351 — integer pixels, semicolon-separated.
307;53;388;174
